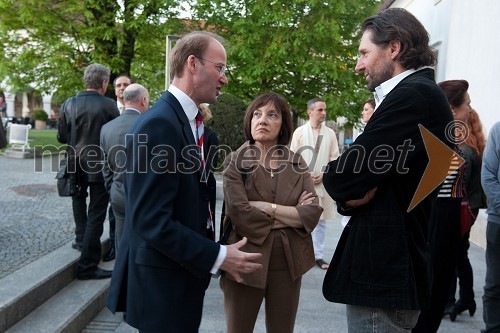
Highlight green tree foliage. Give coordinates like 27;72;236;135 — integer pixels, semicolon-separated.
207;93;247;152
0;0;188;101
0;0;379;126
192;0;379;125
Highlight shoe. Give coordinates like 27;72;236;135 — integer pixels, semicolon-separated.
456;300;476;316
77;268;113;280
315;259;329;270
443;302;455;317
103;245;115;262
71;242;83;252
450;300;476;321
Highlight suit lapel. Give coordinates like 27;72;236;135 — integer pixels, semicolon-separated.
251;169;271;200
162;91;203;179
275;160;301;205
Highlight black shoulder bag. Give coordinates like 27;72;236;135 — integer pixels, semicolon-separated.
56;98;78;197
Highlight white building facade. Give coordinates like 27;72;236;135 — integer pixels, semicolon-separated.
388;0;500;135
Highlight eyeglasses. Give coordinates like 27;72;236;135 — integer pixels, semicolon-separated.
197;57;227;77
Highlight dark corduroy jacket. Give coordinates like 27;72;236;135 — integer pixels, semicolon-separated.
322;68;453;310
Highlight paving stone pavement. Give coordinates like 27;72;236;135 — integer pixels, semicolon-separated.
0;154;75;279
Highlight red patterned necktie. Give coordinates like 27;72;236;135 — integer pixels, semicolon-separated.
195;112;214;240
195;113;205;167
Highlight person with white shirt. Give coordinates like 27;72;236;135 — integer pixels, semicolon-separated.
290;98;339;270
113;75;132;114
321;8;453;332
106;31;262;333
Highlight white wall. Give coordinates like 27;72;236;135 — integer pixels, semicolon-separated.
391;0;500;135
445;0;500;135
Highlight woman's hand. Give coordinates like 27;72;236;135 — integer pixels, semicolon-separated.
297;191;315;207
250;197;312;229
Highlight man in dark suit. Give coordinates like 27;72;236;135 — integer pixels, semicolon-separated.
57;63;119;280
100;83;149;255
106;31;262;333
321;9;454;332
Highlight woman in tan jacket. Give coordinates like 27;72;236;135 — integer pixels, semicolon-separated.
221;92;323;333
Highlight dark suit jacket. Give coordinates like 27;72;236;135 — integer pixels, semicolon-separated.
106;91;220;332
322;69;453;310
100;108;142;216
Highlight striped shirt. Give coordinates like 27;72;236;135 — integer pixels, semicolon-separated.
437;148;465;198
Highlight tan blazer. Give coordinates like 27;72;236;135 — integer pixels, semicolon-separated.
223;142;323;289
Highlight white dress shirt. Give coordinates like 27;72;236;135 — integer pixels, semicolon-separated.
117;101;125;115
373;67;431;111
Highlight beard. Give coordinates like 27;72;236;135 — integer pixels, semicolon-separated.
366;61;395;92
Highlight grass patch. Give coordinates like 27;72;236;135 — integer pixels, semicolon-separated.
1;129;66;153
30;130;66;154
30;130;61;146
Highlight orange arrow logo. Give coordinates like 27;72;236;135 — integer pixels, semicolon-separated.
407;124;465;212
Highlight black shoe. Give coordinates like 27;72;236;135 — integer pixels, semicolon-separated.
103;246;115;262
77;268;113;280
443;302;455;317
455;300;477;316
71;242;83;252
450;300;476;321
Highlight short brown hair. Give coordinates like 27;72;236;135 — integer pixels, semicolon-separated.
243;92;293;146
169;31;225;81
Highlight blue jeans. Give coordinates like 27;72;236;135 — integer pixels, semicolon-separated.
346;305;420;333
483;222;500;333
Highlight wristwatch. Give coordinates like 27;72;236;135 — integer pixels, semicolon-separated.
271;203;277;220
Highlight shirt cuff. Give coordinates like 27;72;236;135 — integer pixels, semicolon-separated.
210;245;227;274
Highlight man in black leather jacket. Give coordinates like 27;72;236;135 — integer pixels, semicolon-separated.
57;63;119;280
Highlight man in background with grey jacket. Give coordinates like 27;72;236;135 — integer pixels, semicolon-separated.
100;83;149;255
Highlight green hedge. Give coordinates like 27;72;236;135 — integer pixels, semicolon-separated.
207;93;247;152
33;109;49;121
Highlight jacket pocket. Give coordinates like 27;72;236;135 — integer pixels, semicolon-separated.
350;222;409;288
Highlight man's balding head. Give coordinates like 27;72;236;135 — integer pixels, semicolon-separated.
123;84;150;113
